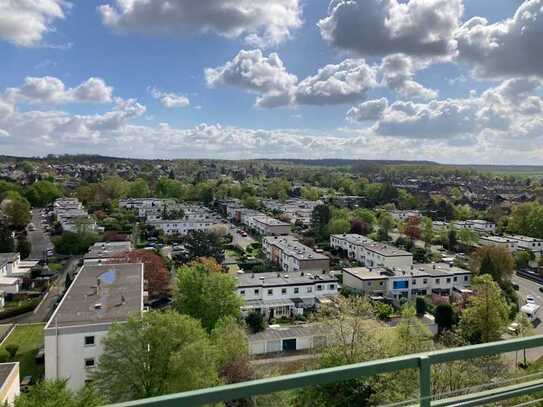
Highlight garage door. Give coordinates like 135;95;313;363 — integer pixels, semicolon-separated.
282;338;297;351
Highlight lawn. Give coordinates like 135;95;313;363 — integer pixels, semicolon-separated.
48;262;63;273
0;324;45;379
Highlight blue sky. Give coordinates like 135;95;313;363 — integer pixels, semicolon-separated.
1;0;542;164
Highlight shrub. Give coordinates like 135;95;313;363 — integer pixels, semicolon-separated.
5;344;18;359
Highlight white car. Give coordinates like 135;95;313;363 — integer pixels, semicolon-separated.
526;295;536;304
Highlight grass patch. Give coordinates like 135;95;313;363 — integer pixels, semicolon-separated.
48;262;63;273
0;324;45;379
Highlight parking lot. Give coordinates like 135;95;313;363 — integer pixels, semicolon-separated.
27;209;53;260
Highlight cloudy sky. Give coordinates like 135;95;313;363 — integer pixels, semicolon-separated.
1;0;543;164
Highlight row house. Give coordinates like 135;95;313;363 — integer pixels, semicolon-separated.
236;271;338;318
452;219;496;235
248;216;290;236
263;236;330;274
149;218;217;236
479;235;518;252
330;234;413;270
342;262;471;303
83;241;133;264
0;252;37;294
388;210;421;222
504;234;543;258
53;198;98;233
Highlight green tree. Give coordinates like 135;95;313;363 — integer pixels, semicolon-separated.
311;204;331;241
447;227;457;251
328;217;350;235
457;228;479;248
459;275;509;343
245;311;266;333
93;311;218;402
435;304;455;334
182;230;225;263
53;231;100;255
0;221;15;252
415;296;426;316
507;202;543;238
1;191;31;229
25;180;62;207
16;237;31;259
301;186;320;201
127;178;150;198
14;379;103;407
514;312;534;367
515;250;535;269
267;179;290;201
421;216;434;247
241;194;261;209
174;259;242;331
377;211;393;241
155;177;186;199
470;245;515;289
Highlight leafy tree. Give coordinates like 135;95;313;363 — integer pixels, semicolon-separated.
447;227;457;251
246;311;266;333
16;237;32;259
110;250;170;299
514;312;534;367
1;191;31;229
515;250;535;269
211;317;253;384
412;247;430;263
25;180;62;207
93;311;218;402
174;258;242;331
155;177;186;199
241;194;261;209
14;379;103;407
435;304;455;334
507;202;543;238
182;230;225;263
352;208;376;229
457;228;479;248
266;179;290;201
350;219;370;235
470;245;515;289
127;178;150;198
5;344;18;359
311;204;331;241
328;217;350;235
415;296;426;316
53;231;100;255
421;216;434;247
459;275;510;343
377;211;393;242
0;222;15;252
374;302;393;321
405;217;421;241
301;186;320;201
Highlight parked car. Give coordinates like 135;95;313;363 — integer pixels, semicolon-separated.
513;283;520;291
526;295;536;304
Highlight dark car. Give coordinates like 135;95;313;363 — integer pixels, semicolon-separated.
513;284;520;291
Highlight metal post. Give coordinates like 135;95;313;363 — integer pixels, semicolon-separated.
419;355;431;407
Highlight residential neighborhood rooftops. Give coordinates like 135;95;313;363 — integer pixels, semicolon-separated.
236;271;337;288
480;235;516;243
264;235;329;261
342;267;389;280
364;242;412;257
45;263;144;329
0;253;19;267
84;241;132;260
249;324;325;342
331;234;373;245
251;216;290;226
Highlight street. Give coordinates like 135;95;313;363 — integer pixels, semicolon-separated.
229;226;257;250
27;208;53;260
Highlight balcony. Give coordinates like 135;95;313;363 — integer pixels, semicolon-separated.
106;334;543;407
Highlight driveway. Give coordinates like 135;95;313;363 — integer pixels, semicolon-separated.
229;226;257;250
27;209;53;260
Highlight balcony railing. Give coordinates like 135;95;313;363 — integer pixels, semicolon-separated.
107;334;543;407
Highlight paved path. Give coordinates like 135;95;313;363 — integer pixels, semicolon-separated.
27;208;53;260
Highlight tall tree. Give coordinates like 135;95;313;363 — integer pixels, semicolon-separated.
182;230;225;263
14;379;103;407
470;245;515;289
459;275;509;343
174;258;242;331
25;180;62;207
1;191;31;230
16;237;31;259
93;311;218;402
311;204;331;241
405;217;421;242
0;221;15;252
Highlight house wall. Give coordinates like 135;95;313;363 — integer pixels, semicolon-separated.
0;363;19;405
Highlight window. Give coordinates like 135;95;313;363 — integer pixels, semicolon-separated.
317;285;323;291
379;281;384;286
453;277;458;282
368;281;372;287
267;289;273;295
254;289;259;295
446;278;451;283
435;279;440;284
307;287;313;293
412;279;417;285
329;284;335;290
240;290;246;296
423;279;428;284
281;288;287;295
84;358;95;368
464;276;468;282
84;336;95;346
294;287;299;294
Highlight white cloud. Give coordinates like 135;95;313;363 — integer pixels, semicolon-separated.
295;59;378;105
0;0;69;47
99;0;302;48
455;0;543;78
5;76;113;104
379;54;437;101
205;49;297;108
318;0;462;57
149;88;190;108
347;98;388;122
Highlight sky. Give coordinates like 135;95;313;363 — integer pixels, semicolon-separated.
0;0;542;164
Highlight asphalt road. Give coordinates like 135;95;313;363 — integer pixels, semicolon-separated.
27;208;53;260
230;226;257;250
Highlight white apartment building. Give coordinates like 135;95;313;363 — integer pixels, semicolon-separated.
53;198;98;233
0;253;36;294
453;219;496;234
263;236;330;274
342;262;471;302
44;263;144;391
83;241;133;264
432;221;449;231
149;218;216;236
330;234;413;270
504;235;543;258
479;236;518;252
388;210;421;222
236;271;338;317
248;216;290;236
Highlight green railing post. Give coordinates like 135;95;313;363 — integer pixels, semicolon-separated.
419;355;431;407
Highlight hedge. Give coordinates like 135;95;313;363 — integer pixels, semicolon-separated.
0;298;41;320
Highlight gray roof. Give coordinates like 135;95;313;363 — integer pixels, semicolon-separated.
0;363;17;388
342;267;389;280
46;263;143;328
0;253;18;267
237;271;337;288
264;236;329;261
249;324;325;342
84;241;132;260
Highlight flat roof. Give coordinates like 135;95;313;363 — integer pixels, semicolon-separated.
249;324;325;342
252;216;290;227
237;271;337;288
343;267;389;280
504;234;543;243
480;236;516;243
84;241;132;259
0;363;18;387
264;236;329;260
331;234;373;246
45;263;143;329
364;242;413;257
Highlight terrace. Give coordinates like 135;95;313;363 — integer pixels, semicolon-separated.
106;335;543;407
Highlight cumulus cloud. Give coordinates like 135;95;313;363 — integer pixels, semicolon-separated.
347;98;388;122
379;54;437;101
455;0;543;78
205;49;297;108
318;0;462;57
5;76;113;104
294;59;378;105
99;0;302;48
0;0;69;47
149;88;190;108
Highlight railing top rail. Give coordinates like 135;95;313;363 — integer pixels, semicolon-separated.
105;334;543;407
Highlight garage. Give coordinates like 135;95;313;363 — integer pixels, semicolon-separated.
282;338;297;351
